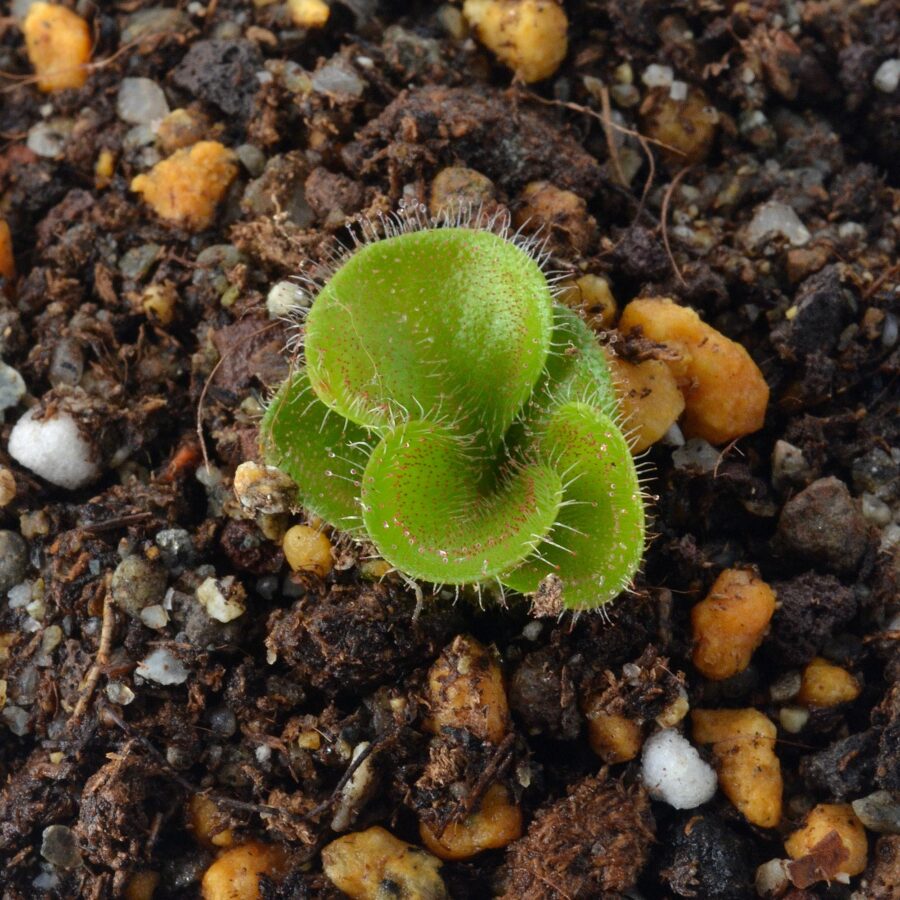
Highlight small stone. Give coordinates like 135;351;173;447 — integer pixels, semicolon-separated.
852;447;899;501
122;7;191;43
111;556;167;619
26;118;73;158
119;244;161;281
776;477;869;575
235;144;266;177
873;59;900;94
155;108;211;154
140;604;169;629
48;340;83;388
208;706;237;737
40;825;81;870
8;407;100;490
8;581;32;608
769;670;801;703
233;462;298;515
116;78;170;126
771;439;812;491
882;312;899;349
155;528;195;570
2;704;29;735
136;647;189;685
672;438;720;473
0;467;16;507
862;493;892;526
106;681;135;705
609;83;640;107
779;706;809;733
311;58;365;97
266;281;306;319
196;576;246;623
123;124;157;152
852;790;900;834
40;624;62;655
755;858;791;897
745;201;811;249
0;531;28;593
642;63;674;88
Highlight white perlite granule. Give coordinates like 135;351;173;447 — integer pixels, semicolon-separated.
641;728;717;809
135;648;188;685
8;408;99;489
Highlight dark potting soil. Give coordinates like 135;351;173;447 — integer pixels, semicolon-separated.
0;1;898;898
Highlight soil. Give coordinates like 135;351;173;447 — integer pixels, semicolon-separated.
0;1;898;898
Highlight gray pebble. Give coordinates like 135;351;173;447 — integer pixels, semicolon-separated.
117;77;170;126
111;556;167;618
0;361;26;413
853;790;900;833
0;530;28;593
776;477;868;575
40;825;81;870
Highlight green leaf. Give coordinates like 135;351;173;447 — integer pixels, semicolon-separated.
522;305;619;427
361;420;563;584
502;401;645;610
305;228;553;448
260;368;371;531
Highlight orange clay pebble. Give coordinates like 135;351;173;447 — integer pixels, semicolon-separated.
282;524;333;577
514;182;597;254
322;827;449;900
583;702;643;764
619;297;769;445
287;0;331;28
796;657;861;708
419;783;523;860
141;283;177;326
0;219;14;285
559;275;618;330
605;353;685;453
691;568;776;681
462;0;568;83
23;2;92;92
428;166;497;219
640;85;719;168
692;708;782;828
130;141;238;232
124;871;160;900
188;794;234;850
155;109;212;154
201;842;290;900
426;634;510;744
785;803;868;878
95;149;115;189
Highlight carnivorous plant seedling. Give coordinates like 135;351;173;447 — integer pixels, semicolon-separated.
261;212;646;610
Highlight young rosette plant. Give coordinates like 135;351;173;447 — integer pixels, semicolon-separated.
261;219;645;611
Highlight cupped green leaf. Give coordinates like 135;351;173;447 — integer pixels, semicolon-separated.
502;401;645;610
522;305;619;428
261;368;371;531
360;420;563;584
305;228;554;447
